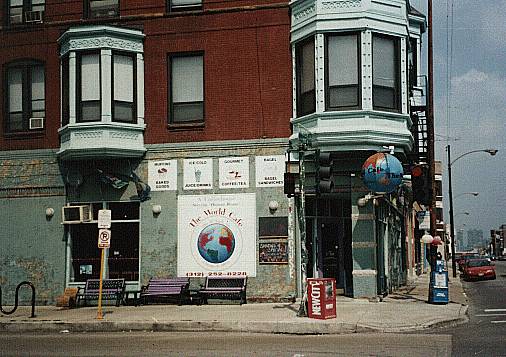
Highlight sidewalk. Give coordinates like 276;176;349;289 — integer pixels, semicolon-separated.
0;271;468;335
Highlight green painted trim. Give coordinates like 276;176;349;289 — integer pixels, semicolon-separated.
0;149;59;160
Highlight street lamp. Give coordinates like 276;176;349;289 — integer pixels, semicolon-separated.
447;145;498;277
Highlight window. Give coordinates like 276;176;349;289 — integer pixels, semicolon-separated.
408;38;418;91
169;54;204;124
69;202;140;283
8;0;44;25
296;37;315;117
112;53;136;123
77;52;101;122
326;33;360;110
373;35;400;111
168;0;201;12
86;0;119;18
4;60;45;133
61;55;70;127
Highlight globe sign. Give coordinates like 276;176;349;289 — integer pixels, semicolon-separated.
361;153;403;193
197;223;235;264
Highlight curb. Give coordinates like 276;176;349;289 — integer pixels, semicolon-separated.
0;313;468;335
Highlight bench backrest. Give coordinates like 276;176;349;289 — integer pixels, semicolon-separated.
85;279;125;292
204;277;247;290
146;278;189;291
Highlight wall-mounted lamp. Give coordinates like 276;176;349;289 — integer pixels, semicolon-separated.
152;205;162;215
357;193;383;207
45;207;55;219
268;200;279;214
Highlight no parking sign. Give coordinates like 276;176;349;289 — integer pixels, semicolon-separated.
98;229;111;248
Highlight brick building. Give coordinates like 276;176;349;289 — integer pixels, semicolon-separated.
1;0;428;304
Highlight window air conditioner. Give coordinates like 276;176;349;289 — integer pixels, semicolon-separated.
29;117;44;130
62;205;92;224
25;10;43;23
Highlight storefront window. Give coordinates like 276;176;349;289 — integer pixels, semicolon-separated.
69;202;140;283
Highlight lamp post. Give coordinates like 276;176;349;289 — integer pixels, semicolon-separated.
447;145;498;277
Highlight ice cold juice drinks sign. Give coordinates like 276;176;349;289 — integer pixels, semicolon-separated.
177;193;257;277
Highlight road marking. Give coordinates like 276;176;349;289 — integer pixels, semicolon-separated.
476;314;506;317
484;309;506;312
491;321;506;324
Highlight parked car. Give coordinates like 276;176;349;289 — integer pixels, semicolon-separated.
462;258;496;281
457;254;480;271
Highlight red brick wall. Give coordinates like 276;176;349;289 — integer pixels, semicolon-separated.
0;3;291;150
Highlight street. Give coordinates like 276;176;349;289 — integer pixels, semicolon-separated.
441;260;506;357
0;331;451;356
0;262;503;356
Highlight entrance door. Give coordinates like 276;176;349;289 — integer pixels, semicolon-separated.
319;219;345;289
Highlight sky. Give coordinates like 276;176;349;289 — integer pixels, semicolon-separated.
411;0;506;239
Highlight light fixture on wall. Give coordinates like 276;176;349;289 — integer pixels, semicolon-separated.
45;207;55;218
152;204;162;215
268;200;279;213
357;193;383;207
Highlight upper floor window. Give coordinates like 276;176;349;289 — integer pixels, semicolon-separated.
169;54;204;125
295;37;315;117
4;60;45;133
112;53;136;123
8;0;45;25
326;33;360;110
168;0;201;12
408;37;418;91
372;34;400;112
86;0;119;19
78;52;101;122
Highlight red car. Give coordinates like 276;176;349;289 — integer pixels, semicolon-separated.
462;259;496;281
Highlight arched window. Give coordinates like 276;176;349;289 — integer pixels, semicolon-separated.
4;60;45;132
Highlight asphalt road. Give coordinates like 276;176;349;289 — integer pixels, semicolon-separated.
0;331;451;356
439;260;506;357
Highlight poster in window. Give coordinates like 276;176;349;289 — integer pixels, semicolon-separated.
177;193;257;277
259;241;288;264
258;216;288;238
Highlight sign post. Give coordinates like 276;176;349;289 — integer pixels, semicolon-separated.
97;210;111;320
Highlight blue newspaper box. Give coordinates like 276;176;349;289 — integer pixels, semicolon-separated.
429;270;449;304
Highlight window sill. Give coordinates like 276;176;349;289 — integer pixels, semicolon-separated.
168;122;205;131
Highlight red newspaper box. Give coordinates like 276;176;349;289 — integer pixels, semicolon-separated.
307;278;336;319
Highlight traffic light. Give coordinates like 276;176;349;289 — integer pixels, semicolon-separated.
284;172;297;197
411;164;432;205
316;150;333;195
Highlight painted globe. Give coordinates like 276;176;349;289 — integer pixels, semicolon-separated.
197;223;235;264
361;153;403;193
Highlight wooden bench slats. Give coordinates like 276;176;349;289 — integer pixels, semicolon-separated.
77;279;125;307
139;277;190;305
199;277;247;305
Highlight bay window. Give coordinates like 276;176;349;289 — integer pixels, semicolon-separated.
326;33;360;110
78;52;101;122
296;37;315;117
373;34;400;112
113;53;136;123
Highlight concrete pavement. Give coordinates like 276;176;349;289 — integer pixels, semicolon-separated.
0;270;468;335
